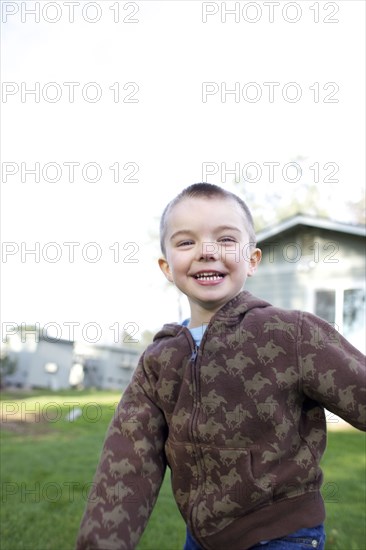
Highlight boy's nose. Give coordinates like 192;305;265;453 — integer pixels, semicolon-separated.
199;242;220;260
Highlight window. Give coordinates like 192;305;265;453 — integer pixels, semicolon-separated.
315;290;336;323
314;287;365;352
343;289;365;340
44;362;58;374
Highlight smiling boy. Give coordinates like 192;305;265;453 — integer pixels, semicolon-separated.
76;183;366;550
158;190;261;328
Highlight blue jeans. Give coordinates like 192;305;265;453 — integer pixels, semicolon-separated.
184;524;325;550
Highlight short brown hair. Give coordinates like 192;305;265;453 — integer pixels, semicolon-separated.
159;182;256;256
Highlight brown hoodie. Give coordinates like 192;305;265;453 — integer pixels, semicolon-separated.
76;291;366;550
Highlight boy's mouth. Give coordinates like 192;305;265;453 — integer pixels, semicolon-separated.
193;271;226;281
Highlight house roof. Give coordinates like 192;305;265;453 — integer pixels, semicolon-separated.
256;214;366;243
97;345;140;355
39;336;74;345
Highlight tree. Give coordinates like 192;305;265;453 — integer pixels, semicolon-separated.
234;156;365;230
120;329;156;352
0;352;17;388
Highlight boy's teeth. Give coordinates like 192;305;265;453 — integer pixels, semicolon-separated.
195;272;224;280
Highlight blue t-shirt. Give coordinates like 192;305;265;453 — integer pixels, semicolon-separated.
182;319;208;347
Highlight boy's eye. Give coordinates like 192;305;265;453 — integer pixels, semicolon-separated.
219;237;237;244
177;240;194;247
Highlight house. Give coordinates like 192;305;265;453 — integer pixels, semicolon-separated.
73;342;140;390
245;214;366;352
3;331;140;391
4;333;74;390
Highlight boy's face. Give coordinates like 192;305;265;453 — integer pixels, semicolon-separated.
158;196;261;325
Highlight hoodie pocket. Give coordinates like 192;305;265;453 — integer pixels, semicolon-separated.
200;445;274;518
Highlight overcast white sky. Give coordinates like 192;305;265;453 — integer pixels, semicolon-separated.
1;0;365;345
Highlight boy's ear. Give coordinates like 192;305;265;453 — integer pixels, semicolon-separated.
158;257;174;283
248;248;262;277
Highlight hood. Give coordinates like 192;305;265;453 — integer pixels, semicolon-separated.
152;290;272;342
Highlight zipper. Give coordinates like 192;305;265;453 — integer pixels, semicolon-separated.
183;332;206;544
182;322;218;544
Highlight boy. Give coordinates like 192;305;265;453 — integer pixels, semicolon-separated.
76;183;366;550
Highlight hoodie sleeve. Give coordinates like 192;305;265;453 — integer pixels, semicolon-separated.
298;311;366;431
75;351;168;550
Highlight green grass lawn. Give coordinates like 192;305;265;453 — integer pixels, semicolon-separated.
1;390;365;550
